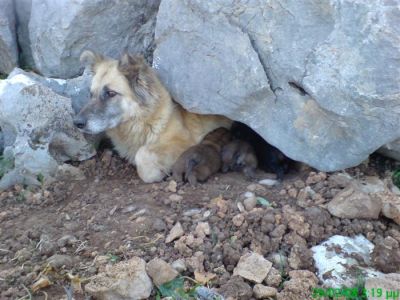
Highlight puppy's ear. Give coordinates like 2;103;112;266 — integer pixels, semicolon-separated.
118;52;146;84
80;50;104;71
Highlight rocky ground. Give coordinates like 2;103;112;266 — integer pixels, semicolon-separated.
0;150;400;300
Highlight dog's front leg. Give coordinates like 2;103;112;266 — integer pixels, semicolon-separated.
135;146;166;183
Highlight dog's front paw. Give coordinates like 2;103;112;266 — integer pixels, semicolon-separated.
135;148;165;183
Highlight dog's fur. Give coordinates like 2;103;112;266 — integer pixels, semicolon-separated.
230;121;292;180
221;140;258;178
172;127;231;185
74;51;231;183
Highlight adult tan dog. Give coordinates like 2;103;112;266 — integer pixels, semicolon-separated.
74;51;231;183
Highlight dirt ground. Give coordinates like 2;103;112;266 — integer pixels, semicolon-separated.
0;149;399;299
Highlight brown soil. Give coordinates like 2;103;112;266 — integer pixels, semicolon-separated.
0;150;399;299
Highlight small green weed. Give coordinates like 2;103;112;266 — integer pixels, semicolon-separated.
392;169;400;189
156;277;198;300
0;155;14;178
278;252;290;290
106;253;120;264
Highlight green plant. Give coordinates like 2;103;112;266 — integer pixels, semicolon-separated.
106;253;120;264
392;169;400;189
156;277;200;300
37;173;45;188
0;155;14;178
278;252;290;290
343;273;367;300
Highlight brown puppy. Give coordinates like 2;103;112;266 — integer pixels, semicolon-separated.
222;140;258;178
172;127;231;185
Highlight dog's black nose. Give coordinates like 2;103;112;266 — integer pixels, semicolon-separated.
73;116;87;129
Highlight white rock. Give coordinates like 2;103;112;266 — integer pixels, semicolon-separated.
312;235;383;288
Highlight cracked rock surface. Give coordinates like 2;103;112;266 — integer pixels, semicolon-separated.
154;0;400;171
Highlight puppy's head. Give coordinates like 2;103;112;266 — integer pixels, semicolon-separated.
74;50;157;134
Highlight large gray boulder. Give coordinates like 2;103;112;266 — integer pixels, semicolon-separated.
0;73;95;189
154;0;400;171
15;0;35;69
29;0;160;78
8;68;92;114
0;0;18;74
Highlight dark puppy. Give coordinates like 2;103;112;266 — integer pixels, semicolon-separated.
172;127;231;185
222;140;258;178
231;122;292;180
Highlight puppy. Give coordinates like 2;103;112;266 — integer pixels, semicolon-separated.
230;121;292;180
172;127;231;185
222;140;258;178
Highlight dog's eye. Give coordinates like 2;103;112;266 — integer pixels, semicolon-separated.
106;90;117;98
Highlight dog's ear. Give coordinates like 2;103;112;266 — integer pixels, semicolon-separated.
80;50;104;71
119;53;154;105
118;52;146;83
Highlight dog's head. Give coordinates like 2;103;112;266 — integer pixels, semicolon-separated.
73;50;159;134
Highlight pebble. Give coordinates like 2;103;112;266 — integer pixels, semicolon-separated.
233;253;273;283
146;258;179;286
244;197;257;211
169;194;183;202
253;284;277;299
47;254;73;270
171;259;187;273
86;257;152;300
167;180;177;193
258;179;279;187
57;235;78;247
166;222;184;243
233;214;245;227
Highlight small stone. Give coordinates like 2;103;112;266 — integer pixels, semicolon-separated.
379;191;400;225
233;214;245;227
264;267;282;288
287;188;298;198
109;205;118;216
146;258;179;286
237;202;245;212
218;276;253;300
327;183;382;219
195;222;210;238
233;252;273;283
259;179;279;187
253;284;277;299
293;180;305;189
167;180;177;193
169;194;183;202
37;234;56;256
277;270;318;300
86;257;152;300
57;235;78;247
47;254;73;270
244;191;255;198
365;273;400;300
14;248;31;263
244;197;257;211
166;222;184;243
171;259;186;273
186;251;205;273
122;205;136;213
152;218;167;232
